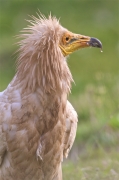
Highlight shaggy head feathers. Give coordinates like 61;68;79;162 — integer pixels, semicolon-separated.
16;15;73;93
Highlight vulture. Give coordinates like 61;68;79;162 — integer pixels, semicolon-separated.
0;14;102;180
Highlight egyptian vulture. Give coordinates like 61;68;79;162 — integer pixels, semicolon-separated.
0;14;102;180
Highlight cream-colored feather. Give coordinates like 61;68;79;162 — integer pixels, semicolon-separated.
0;15;78;180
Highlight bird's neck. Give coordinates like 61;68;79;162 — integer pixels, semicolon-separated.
13;53;73;95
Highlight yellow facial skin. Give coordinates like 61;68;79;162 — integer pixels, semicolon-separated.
59;32;102;56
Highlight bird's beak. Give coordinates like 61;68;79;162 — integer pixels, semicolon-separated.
59;32;102;56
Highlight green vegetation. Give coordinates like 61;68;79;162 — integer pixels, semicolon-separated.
63;152;119;180
0;0;119;179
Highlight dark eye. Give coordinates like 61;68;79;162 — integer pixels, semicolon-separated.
66;37;69;41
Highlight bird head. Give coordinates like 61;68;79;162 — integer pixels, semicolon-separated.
59;31;102;56
17;15;102;92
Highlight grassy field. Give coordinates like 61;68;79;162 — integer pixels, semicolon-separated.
63;150;119;180
0;0;119;179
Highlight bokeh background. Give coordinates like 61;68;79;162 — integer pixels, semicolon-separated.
0;0;119;179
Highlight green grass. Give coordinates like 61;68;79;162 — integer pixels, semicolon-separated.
0;0;119;179
63;151;119;180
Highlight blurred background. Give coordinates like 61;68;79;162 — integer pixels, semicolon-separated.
0;0;119;179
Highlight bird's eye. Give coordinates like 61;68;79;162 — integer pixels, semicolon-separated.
66;37;69;41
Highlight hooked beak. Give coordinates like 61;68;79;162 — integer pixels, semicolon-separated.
59;32;102;56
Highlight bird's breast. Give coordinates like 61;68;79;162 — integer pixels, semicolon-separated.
1;91;67;179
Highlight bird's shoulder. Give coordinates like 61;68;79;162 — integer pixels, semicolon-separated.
0;90;8;166
0;86;23;166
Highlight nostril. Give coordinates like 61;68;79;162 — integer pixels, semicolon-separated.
80;37;85;39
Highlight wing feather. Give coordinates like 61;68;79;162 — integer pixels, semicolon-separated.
63;101;78;158
0;92;7;166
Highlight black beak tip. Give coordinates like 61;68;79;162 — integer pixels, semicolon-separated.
89;37;102;50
